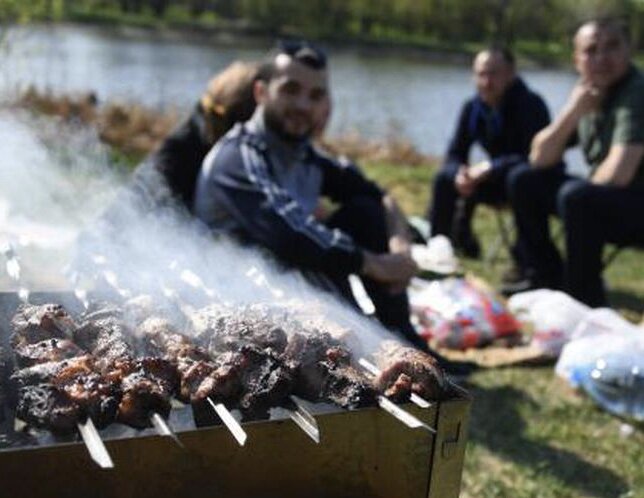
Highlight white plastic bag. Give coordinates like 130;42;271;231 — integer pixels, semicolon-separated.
507;289;590;357
411;235;459;275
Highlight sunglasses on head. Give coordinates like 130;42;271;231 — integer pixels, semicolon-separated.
276;39;327;69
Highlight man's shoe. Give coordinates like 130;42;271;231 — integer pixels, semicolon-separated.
500;272;562;296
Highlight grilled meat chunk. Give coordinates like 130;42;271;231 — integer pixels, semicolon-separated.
374;344;449;401
16;384;81;433
74;315;132;372
116;357;179;428
14;338;83;368
192;305;288;354
139;316;294;420
76;313;182;428
285;332;377;409
10;304;76;348
12;355;120;431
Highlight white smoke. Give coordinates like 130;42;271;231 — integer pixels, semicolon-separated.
0;108;405;358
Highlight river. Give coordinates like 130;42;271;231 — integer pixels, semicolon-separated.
0;23;582;163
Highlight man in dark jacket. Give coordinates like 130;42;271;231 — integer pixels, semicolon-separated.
427;47;554;258
193;41;425;348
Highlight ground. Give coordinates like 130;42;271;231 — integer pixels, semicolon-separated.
362;160;644;498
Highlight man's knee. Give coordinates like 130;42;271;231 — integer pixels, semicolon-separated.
330;195;387;251
556;179;591;220
505;162;539;199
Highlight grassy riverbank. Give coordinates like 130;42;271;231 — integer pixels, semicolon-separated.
8;3;571;67
10;91;644;497
362;159;644;497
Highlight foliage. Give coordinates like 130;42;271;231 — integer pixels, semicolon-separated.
2;0;644;52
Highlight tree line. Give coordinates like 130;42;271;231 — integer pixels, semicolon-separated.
2;0;644;50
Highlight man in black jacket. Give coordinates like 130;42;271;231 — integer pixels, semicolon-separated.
193;41;424;347
427;47;556;258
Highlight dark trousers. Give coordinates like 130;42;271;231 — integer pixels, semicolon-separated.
428;161;527;239
509;166;644;307
322;196;427;351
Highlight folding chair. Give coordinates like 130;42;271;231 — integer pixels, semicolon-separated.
485;205;514;268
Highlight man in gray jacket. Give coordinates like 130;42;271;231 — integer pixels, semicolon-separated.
193;41;423;347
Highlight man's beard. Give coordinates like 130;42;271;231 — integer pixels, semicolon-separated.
263;106;312;143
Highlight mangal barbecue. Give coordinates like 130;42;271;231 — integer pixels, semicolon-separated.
0;123;471;498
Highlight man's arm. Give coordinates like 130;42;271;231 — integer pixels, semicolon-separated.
319;158;418;290
591;144;644;186
195;138;364;276
382;194;412;254
530;82;601;168
444;101;475;174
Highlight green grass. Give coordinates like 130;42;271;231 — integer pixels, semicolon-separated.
361;159;644;498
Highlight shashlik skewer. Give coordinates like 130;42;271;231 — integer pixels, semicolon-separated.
70;284;184;444
10;304;116;468
358;357;432;409
74;309;180;433
137;317;249;446
192;304;442;432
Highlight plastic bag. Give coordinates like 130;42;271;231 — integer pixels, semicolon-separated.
409;276;520;349
556;323;644;421
507;289;590;357
411;235;459;276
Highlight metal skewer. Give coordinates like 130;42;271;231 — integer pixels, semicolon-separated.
358;357;432;409
72;269;186;447
287;395;320;443
77;417;114;469
376;395;435;433
2;241;30;303
206;397;247;446
150;411;184;448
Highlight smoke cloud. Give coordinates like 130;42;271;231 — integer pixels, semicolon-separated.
0;109;406;359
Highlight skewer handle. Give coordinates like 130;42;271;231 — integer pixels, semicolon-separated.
287;396;320;444
77;418;114;469
377;396;436;434
150;412;184;448
206;398;247;446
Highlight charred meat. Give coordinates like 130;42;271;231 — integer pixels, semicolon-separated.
285;332;377;409
139;316;294;421
374;344;449;402
12;356;120;432
14;338;84;369
191;305;288;354
76;312;177;428
10;304;76;348
116;357;179;428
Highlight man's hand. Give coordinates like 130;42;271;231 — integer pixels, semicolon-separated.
530;79;602;169
468;160;492;182
455;165;477;197
567;80;603;117
389;234;411;255
361;250;418;294
456;161;492;197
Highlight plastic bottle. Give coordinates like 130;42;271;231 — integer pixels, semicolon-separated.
572;354;644;422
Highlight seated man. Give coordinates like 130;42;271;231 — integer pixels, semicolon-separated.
193;41;424;349
508;18;644;307
427;47;553;258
